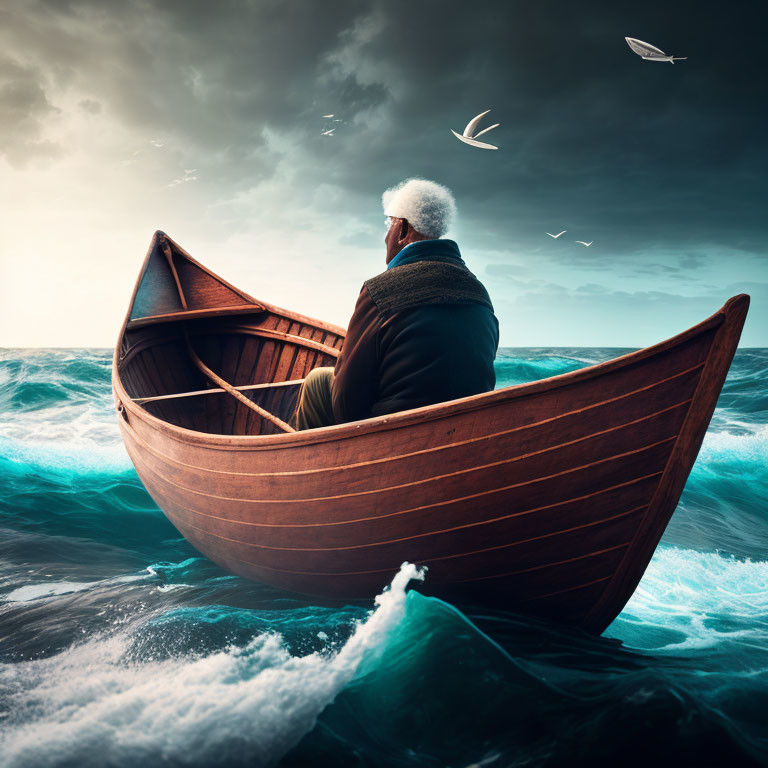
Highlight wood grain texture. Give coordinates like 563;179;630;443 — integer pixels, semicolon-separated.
113;231;749;633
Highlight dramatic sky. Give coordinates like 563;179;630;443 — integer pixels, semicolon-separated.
1;0;766;347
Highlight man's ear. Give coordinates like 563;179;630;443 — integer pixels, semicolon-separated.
398;218;410;243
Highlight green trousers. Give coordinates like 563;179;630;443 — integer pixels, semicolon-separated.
292;367;335;430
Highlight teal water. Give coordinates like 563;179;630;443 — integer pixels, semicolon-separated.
0;348;766;767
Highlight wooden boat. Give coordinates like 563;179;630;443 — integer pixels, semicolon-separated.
113;231;749;634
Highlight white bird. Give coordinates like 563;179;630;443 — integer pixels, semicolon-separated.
321;129;335;136
575;241;593;247
625;37;687;63
322;114;334;118
451;109;499;150
547;231;567;239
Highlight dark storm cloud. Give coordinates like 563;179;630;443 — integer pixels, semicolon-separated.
321;0;768;260
1;0;374;183
1;0;766;259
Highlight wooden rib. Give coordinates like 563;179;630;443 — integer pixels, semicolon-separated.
119;331;183;370
240;335;268;435
235;343;260;432
133;379;305;405
155;243;295;435
183;328;296;433
127;305;265;329
134;350;172;423
207;325;341;358
148;345;185;427
246;315;280;434
220;334;244;435
163;245;189;310
124;364;702;477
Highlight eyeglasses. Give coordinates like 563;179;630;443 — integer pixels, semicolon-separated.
384;216;393;232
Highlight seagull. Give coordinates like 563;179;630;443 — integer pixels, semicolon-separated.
575;241;593;247
149;139;165;148
547;231;567;239
451;109;499;150
321;129;335;136
322;114;334;118
625;37;687;63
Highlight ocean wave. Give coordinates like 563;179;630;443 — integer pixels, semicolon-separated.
0;563;424;768
611;546;768;652
663;426;768;558
2;573;150;603
697;424;768;465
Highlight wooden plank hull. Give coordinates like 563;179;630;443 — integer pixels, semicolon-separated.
113;232;749;634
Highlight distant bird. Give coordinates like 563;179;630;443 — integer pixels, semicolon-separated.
149;139;165;148
575;241;593;247
451;109;500;150
321;129;335;136
322;114;334;118
547;231;567;239
625;37;687;63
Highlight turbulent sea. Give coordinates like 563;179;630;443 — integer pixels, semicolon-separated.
1;348;766;767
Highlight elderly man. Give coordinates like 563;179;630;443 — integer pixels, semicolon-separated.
292;178;499;430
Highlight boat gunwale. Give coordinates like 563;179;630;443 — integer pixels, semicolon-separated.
112;231;745;453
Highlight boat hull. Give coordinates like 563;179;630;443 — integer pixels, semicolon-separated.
113;233;749;634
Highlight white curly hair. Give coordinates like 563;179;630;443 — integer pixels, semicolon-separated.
382;178;456;239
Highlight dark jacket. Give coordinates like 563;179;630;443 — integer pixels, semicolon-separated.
331;239;499;423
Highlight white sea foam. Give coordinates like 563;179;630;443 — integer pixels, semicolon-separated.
0;403;131;474
4;581;97;602
613;547;768;651
0;562;425;768
3;574;150;603
695;424;768;467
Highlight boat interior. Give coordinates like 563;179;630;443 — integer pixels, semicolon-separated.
116;235;343;436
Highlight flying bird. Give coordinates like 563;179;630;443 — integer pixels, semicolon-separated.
625;37;687;63
322;114;334;118
451;109;500;150
575;241;593;247
321;129;335;136
547;231;567;239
